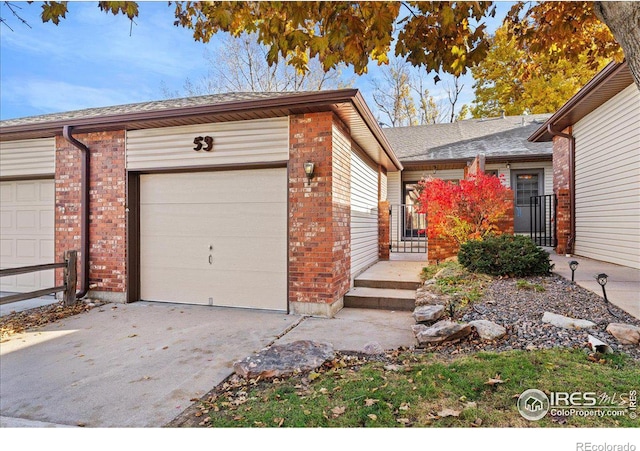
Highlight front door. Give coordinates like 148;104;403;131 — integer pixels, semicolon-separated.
512;170;544;233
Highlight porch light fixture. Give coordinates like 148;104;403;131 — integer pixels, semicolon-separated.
506;162;511;169
569;260;579;283
595;273;621;319
303;161;315;185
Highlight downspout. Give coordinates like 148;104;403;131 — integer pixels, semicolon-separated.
547;124;576;255
62;125;90;299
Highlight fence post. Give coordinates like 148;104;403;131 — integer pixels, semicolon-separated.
63;250;78;307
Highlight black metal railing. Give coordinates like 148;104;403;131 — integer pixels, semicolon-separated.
389;204;427;253
0;250;78;306
530;195;557;247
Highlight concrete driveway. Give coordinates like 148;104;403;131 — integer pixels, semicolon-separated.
0;301;414;427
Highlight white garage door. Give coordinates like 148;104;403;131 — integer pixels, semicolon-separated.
139;168;287;310
0;180;55;293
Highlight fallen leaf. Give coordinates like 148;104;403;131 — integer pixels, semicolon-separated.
331;406;346;417
367;414;377;421
364;398;378;407
308;371;320;381
127;334;138;338
396;418;410;424
438;408;461;418
485;374;506;386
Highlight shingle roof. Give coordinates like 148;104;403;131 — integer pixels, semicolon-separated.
0;92;296;128
382;114;553;162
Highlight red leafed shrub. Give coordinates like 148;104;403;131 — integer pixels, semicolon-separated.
416;172;512;245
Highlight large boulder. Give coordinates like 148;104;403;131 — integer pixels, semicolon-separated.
469;319;507;341
412;320;471;346
606;323;640;345
233;340;335;379
541;312;595;330
413;305;445;323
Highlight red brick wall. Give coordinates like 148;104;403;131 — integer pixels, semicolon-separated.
288;112;351;310
552;129;572;255
55;131;127;295
378;200;390;260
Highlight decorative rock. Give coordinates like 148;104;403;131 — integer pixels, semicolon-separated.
606;323;640;345
587;335;613;354
541;311;596;330
413;305;445;323
469;320;507;341
423;278;436;286
416;291;452;307
412;320;472;346
363;341;385;355
233;340;335;379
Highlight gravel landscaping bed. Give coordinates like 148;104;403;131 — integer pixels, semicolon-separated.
421;274;640;360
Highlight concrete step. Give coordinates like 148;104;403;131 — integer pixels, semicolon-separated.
344;287;416;311
355;278;421;290
353;260;424;291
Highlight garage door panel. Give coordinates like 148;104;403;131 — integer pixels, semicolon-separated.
140;203;285;238
140;171;284;205
0;180;55;292
141;267;285;309
140;168;287;310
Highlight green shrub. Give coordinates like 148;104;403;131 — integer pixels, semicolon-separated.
458;235;554;277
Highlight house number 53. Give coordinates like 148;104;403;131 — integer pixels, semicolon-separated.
193;136;213;152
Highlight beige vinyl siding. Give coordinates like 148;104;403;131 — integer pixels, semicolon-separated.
0;180;55;292
573;84;640;269
0;138;56;178
403;168;464;183
126;117;289;170
388;171;401;246
387;171;401;205
139;168;287;309
350;149;379;280
486;161;553;195
380;171;388;201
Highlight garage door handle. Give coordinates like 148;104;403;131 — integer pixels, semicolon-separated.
209;255;213;265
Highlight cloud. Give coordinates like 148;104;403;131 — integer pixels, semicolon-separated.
1;78;143;118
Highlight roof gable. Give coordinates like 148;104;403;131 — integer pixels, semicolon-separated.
383;114;552;163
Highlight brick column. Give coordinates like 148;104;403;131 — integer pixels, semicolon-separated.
378;200;390;260
55;131;127;302
288;112;350;317
553;129;572;255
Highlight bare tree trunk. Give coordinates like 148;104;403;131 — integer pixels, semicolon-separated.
594;1;640;90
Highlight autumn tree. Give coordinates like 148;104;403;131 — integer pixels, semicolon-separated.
471;24;612;117
370;57;440;127
9;2;640;89
417;173;512;246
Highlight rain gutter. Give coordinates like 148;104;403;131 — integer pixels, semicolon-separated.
62;125;90;299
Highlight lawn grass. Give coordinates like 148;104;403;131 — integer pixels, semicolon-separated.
198;349;639;428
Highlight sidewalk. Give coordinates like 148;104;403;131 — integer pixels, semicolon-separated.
549;253;640;320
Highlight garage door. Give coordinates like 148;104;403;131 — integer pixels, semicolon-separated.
139;168;287;310
0;180;55;293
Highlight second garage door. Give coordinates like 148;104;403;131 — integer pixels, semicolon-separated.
139;168;287;310
0;179;55;293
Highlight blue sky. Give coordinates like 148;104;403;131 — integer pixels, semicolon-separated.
0;2;511;122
